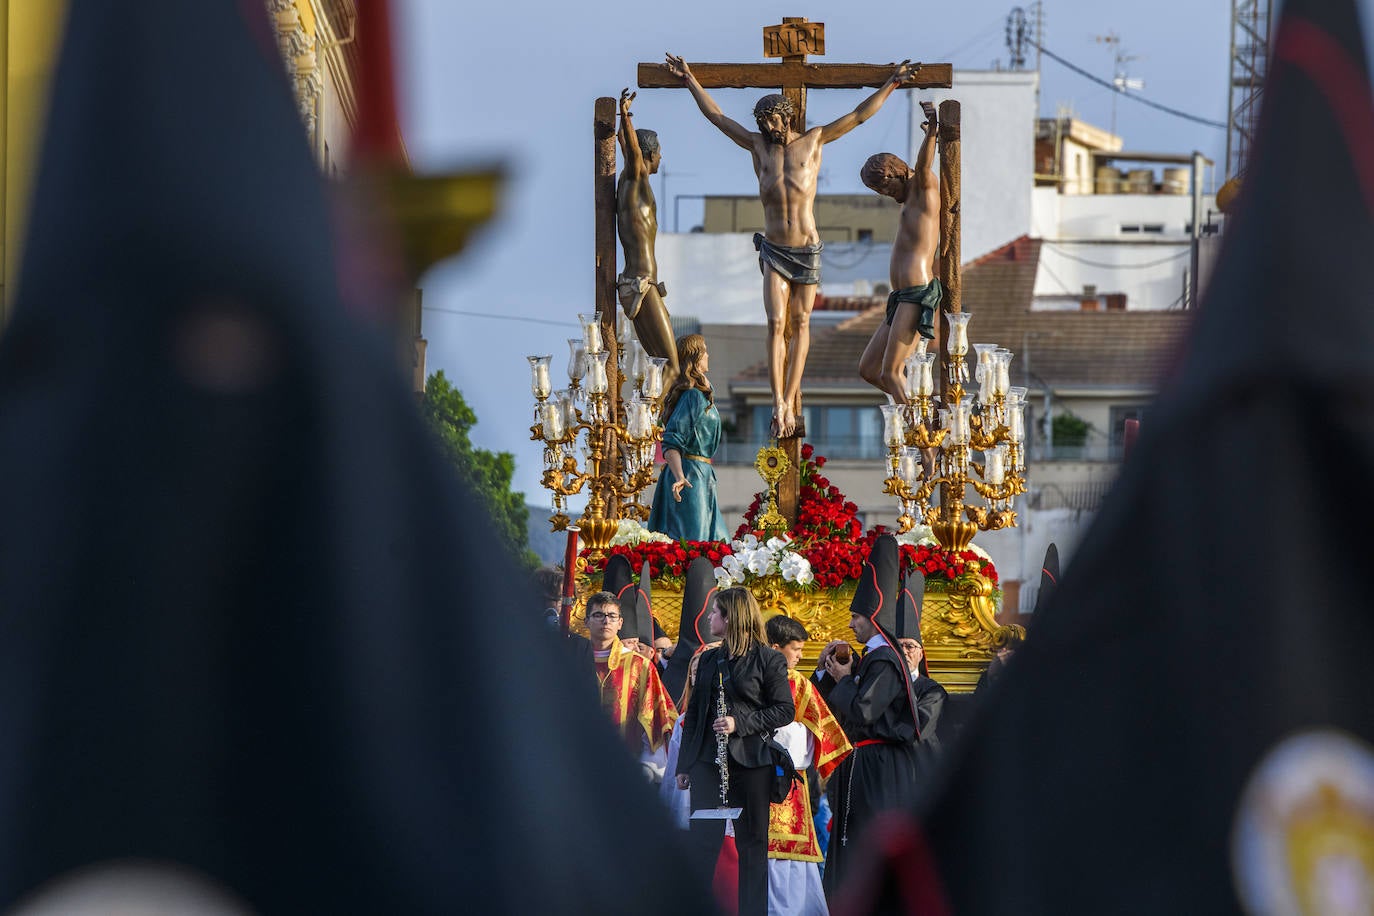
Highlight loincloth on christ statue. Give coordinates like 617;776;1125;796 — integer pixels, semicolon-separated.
753;233;822;286
616;274;667;320
885;277;943;339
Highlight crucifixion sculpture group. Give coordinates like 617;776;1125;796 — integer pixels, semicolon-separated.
593;18;964;528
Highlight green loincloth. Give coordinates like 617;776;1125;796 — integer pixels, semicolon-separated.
885;278;943;339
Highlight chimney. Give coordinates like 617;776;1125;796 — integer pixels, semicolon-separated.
1080;284;1099;311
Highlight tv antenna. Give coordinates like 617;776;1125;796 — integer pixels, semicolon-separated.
1094;32;1145;137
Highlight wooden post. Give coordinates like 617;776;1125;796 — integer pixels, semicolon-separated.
937;99;961;381
937;100;960;514
779;16;809;133
594;97;622;512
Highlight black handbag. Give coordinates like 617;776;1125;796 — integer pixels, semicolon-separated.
763;736;802;804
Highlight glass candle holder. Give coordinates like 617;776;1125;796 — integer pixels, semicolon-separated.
566;338;588;384
528;354;552;400
625;397;647;440
558;389;578;432
914;352;936;397
587;350;610;395
645;357;669;399
984;444;1006;485
973;343;997;404
950;399;971;445
881;403;905;448
992;349;1013;397
540;400;564;440
898;446;923;487
945;311;972;357
629;341;649;389
578;312;603;355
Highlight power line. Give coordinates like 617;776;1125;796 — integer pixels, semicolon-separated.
1041;242;1189;269
1031;40;1227;129
422;305;579;328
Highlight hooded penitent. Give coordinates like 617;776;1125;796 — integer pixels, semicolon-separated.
660;557;717;703
897;569;929;678
840;0;1374;909
0;0;712;911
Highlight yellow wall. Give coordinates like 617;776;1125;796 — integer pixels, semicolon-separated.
1;0;68;322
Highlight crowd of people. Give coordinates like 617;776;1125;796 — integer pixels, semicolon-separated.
536;534;1022;915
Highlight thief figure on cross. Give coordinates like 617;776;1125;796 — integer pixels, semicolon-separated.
664;53;919;439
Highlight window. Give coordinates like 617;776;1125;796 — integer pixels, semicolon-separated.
748;404;883;459
857;229;874;243
1109;404;1148;458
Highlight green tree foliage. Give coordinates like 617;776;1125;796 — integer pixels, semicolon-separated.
1051;411;1091;447
420;370;537;568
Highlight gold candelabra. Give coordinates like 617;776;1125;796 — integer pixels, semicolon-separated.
882;311;1028;551
528;312;668;555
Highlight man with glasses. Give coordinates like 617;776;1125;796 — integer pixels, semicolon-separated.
586;591;678;767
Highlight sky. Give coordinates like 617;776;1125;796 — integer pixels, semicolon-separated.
393;0;1249;505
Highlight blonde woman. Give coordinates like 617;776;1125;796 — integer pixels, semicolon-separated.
674;587;793;916
647;334;728;542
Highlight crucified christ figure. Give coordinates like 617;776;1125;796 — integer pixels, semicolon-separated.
664;53;920;438
858;100;942;401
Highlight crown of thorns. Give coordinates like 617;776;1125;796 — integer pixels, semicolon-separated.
753;94;796;121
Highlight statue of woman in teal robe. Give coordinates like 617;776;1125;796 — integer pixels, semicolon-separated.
648;334;728;542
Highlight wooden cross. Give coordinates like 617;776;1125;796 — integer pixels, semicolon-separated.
634;19;959;527
637;18;952;132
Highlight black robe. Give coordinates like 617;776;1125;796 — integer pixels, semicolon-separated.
912;674;948;772
817;645;919;895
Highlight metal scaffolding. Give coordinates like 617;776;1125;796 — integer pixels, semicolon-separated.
1225;0;1273;179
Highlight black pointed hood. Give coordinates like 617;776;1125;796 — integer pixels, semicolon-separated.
634;560;655;646
897;569;928;678
1032;543;1059;614
661;557;716;702
856;534;901;639
601;555;640;642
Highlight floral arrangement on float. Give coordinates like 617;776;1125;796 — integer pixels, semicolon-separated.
585;444;999;597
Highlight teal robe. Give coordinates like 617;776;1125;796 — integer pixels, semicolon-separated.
648;388;728;542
